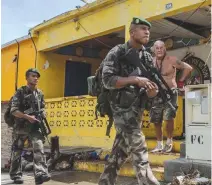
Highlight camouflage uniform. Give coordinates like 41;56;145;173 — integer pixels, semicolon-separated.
98;43;160;185
9;86;49;180
150;89;178;124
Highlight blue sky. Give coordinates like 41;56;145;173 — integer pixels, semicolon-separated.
1;0;88;44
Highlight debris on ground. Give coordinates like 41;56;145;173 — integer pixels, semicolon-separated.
168;169;211;185
3;148;104;172
47;150;102;171
55;161;71;170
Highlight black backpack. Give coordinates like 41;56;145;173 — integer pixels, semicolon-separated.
87;44;127;137
4;97;15;128
87;63;113;137
4;86;26;128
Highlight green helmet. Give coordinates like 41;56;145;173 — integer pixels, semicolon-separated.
25;68;40;77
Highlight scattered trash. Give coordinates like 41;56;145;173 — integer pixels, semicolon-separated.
72;151;100;161
168;169;211;185
99;150;110;161
55;161;70;170
47;150;61;171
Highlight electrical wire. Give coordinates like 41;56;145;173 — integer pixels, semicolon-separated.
78;22;113;49
77;0;207;50
15;39;20;91
168;0;206;36
150;0;207;42
28;32;38;68
205;48;212;65
28;1;207;55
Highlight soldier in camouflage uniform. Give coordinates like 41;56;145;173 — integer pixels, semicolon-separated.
98;17;160;185
9;68;50;184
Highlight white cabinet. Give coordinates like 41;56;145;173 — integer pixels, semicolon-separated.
185;84;211;161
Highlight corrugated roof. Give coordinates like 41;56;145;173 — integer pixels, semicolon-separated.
170;6;211;27
150;19;203;40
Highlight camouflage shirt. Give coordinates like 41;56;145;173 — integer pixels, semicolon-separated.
11;86;45;131
102;43;133;90
102;42;153;109
102;42;153;89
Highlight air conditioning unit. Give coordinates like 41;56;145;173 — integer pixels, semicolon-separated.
185;84;211;161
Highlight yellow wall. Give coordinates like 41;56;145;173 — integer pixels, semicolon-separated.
1;40;101;101
32;0;210;52
1;39;36;101
45;96;183;148
36;52;66;99
18;39;37;86
36;52;101;99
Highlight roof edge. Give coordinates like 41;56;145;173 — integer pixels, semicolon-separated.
1;35;31;49
30;0;119;33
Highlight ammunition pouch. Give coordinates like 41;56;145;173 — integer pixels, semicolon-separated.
113;86;139;109
95;90;112;118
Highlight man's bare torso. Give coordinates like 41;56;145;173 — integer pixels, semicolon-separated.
153;55;177;89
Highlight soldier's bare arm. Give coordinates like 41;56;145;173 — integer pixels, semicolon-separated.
172;57;193;81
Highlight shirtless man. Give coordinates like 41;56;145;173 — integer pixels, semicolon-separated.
150;40;192;153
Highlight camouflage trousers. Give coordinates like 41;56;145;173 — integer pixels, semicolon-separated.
9;129;49;180
98;107;160;185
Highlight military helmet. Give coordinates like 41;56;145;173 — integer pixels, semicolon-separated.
25;68;40;77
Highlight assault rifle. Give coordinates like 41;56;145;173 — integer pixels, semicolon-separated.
24;108;51;144
121;48;177;112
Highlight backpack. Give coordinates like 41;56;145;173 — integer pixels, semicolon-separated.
4;86;26;128
87;44;127;137
4;97;15;128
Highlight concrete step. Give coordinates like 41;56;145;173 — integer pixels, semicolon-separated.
99;151;180;167
146;139;182;153
138;153;179;167
74;161;164;181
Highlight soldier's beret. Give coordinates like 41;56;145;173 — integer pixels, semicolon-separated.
26;68;40;77
131;17;151;28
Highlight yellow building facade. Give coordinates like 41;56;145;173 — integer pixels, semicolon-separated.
1;37;37;101
2;0;211;148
